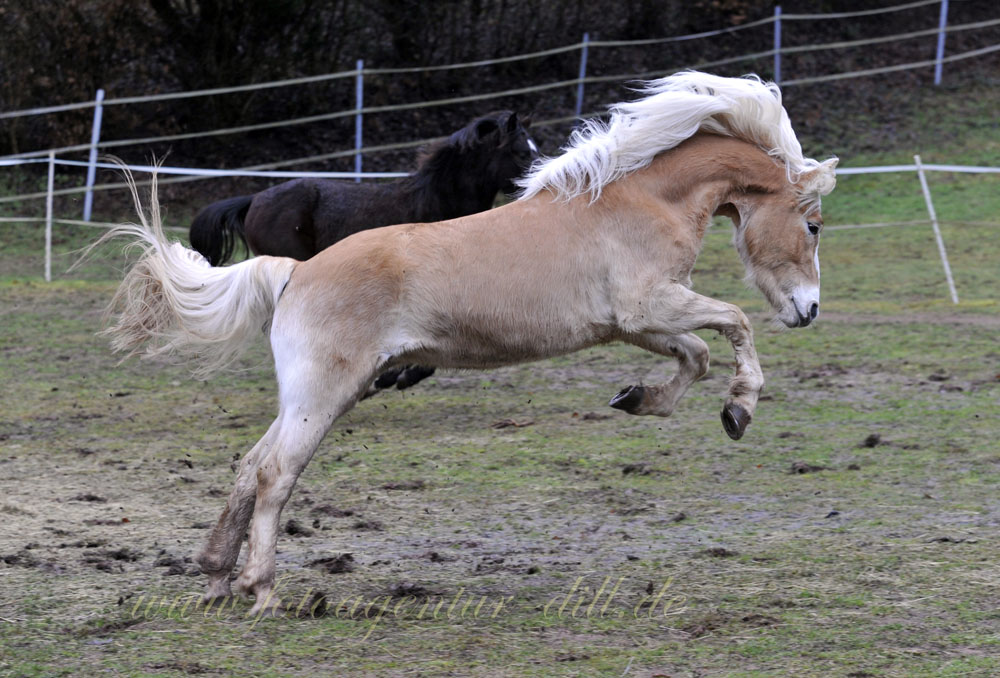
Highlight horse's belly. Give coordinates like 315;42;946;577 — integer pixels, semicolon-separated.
404;313;616;370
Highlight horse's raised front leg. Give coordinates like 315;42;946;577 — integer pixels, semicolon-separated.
613;285;763;440
611;332;710;417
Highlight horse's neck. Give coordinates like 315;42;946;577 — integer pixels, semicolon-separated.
644;135;786;224
404;152;498;221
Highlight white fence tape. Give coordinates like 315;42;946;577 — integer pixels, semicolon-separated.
1;0;968;122
2;154;996;302
6;31;999;162
836;163;1000;174
0;157;998;205
779;0;946;20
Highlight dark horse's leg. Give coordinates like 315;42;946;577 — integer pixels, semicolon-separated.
396;365;436;389
367;365;437;397
372;368;404;390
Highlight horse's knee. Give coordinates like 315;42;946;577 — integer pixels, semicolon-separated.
686;342;710;379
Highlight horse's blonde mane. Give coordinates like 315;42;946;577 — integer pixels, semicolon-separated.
518;71;834;203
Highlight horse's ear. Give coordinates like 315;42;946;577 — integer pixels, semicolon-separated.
801;157;838;196
519;114;532;129
475;118;500;139
505;112;520;133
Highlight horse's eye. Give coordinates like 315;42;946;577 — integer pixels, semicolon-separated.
807;221;821;236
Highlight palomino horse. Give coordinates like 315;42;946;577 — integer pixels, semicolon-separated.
100;71;836;617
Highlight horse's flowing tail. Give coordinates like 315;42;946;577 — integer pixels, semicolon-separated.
102;174;296;378
189;195;254;266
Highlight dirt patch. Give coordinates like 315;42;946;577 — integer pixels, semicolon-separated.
309;553;356;574
790;461;827;474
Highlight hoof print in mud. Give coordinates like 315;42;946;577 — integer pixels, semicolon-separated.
609;385;645;413
721;403;751;440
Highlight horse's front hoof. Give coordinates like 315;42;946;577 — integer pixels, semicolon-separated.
609;385;645;413
721;403;751;440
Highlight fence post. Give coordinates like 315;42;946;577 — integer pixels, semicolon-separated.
914;155;958;304
773;6;782;84
934;0;949;85
46;151;55;282
82;88;105;222
575;33;590;118
354;60;364;183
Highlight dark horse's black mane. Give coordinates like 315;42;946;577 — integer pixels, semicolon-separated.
189;110;535;267
403;112;528;220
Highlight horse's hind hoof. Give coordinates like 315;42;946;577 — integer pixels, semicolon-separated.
721;403;751;440
609;385;644;413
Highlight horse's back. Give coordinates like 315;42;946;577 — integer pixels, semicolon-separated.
245;178;406;259
282;200;620;367
243;179;324;260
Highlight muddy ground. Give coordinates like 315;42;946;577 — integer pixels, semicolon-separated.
2;280;1000;677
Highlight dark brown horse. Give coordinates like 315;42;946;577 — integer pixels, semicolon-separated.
189;110;536;266
189;110;536;391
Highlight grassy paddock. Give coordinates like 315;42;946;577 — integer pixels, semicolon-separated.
1;117;999;677
1;278;998;677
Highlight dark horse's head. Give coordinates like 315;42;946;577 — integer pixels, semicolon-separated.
414;111;539;215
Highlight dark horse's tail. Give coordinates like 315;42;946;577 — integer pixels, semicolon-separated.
189;195;254;266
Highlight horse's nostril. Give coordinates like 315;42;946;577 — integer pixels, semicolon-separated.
809;302;819;320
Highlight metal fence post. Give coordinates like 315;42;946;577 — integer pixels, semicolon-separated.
575;33;590;118
914;155;958;304
354;60;364;183
82;88;105;221
773;6;782;84
934;0;949;85
46;151;55;282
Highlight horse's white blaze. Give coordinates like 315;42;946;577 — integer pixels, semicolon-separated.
814;241;821;279
527;138;538;154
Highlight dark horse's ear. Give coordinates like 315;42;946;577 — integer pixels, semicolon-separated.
505;111;520;134
475;118;500;140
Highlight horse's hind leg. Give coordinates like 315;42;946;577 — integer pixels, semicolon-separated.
195;421;282;603
235;356;375;618
611;332;710;417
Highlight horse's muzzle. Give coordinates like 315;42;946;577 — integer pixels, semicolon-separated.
785;287;820;328
795;302;819;327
